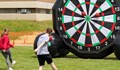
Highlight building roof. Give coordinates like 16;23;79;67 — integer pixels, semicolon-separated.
0;0;55;3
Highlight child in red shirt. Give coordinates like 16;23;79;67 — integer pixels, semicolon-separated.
0;28;16;70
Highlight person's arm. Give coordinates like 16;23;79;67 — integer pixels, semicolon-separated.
9;43;14;48
34;41;46;52
34;34;49;52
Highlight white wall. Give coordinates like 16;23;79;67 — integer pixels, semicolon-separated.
36;14;52;21
0;13;52;21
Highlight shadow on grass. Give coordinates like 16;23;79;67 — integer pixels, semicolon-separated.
62;54;119;60
31;53;119;60
104;57;118;60
0;68;7;70
31;55;37;58
31;54;78;59
63;54;78;59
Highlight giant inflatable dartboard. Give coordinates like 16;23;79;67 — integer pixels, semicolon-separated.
53;0;120;58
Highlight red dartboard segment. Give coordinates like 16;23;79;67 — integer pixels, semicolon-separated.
62;24;66;31
95;4;100;8
72;12;75;16
95;30;100;34
85;44;93;47
77;30;81;34
111;23;116;31
86;2;90;4
77;4;81;8
100;38;108;44
101;21;105;26
70;38;77;43
111;6;116;14
72;22;75;26
86;33;90;36
101;12;105;16
62;7;66;15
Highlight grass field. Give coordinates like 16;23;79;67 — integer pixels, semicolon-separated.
0;20;53;40
0;20;120;70
0;46;120;70
0;20;52;32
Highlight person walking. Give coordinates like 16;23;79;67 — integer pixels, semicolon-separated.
0;28;16;70
34;28;57;70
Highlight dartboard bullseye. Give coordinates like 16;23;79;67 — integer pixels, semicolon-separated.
52;0;120;58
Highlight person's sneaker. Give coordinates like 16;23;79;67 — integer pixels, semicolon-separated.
12;60;16;65
9;67;13;70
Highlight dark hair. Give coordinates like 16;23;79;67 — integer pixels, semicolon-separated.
1;28;9;37
46;28;52;34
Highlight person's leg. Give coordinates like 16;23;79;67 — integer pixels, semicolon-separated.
45;54;57;70
37;55;45;70
7;49;12;63
50;62;57;70
1;50;12;69
7;49;16;65
39;66;43;70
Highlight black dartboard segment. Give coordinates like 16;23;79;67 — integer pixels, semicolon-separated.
53;0;120;58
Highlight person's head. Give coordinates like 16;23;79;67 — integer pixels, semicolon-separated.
46;28;52;34
4;28;9;34
1;28;9;37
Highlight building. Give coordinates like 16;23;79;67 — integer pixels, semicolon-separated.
0;0;55;21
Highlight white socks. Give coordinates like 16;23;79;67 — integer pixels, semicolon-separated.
9;67;13;70
12;60;16;65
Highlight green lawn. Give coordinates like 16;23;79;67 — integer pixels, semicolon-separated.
0;20;53;40
0;46;120;70
0;20;53;32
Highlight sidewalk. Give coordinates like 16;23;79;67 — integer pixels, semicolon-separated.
14;44;33;46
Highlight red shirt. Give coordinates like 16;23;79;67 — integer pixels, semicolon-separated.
0;34;13;50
